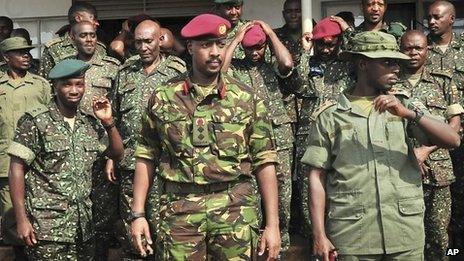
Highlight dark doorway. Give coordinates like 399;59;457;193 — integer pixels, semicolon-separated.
385;3;416;29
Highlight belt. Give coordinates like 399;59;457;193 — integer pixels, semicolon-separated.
163;180;245;195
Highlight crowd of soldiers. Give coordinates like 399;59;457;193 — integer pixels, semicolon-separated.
0;0;463;260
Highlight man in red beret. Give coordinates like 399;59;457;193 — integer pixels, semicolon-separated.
222;20;296;254
130;13;281;260
293;16;353;240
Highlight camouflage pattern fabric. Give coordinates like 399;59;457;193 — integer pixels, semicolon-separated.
229;59;294;250
39;33;107;80
7;101;108;244
134;72;277;258
225;20;247;60
341;22;406;52
156;182;259;260
26;237;95;261
112;55;186;257
274;26;303;64
0;71;51;245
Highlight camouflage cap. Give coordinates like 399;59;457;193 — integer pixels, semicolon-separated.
340;31;410;60
214;0;243;4
0;37;34;52
49;59;90;80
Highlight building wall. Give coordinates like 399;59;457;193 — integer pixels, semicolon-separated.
243;0;286;28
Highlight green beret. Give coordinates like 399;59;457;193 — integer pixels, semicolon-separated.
0;37;34;53
340;31;410;60
214;0;243;5
49;59;90;80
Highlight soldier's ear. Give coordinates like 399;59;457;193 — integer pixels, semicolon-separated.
187;41;193;55
1;52;8;63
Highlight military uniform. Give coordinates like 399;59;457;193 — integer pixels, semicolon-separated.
112;54;186;256
134;72;277;260
39;33;107;79
7;101;108;260
229;58;294;250
341;22;406;52
392;69;463;261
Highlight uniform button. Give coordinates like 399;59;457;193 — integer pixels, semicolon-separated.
195;148;201;153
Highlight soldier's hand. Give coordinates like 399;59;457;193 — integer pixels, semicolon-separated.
373;95;412;119
92;97;113;124
301;32;314;51
105;159;117;183
235;22;254;43
17;219;37;246
131;217;153;257
313;234;337;261
254;20;273;36
413;146;433;177
259;225;281;260
330;16;350;32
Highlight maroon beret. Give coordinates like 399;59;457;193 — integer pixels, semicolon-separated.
181;14;231;40
312;17;342;40
241;24;267;48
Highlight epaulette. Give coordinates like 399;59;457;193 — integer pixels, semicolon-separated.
388;87;410;98
430;70;453;79
102;56;121;66
166;55;187;73
44;37;63;48
166;73;188;85
26;104;49;117
120;55;140;70
97;41;107;50
31;74;49;85
223;73;253;93
310;100;337;121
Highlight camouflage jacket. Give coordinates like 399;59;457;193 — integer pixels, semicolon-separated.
77;55;120;116
113;55;186;171
39;33;107;79
427;33;464;92
0;72;51;177
342;21;406;51
134;73;278;184
226;20;248;60
7;101;108;243
393;69;463;186
274;26;302;64
229;59;294;150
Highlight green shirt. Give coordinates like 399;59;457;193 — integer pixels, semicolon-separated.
301;90;427;255
134;73;278;184
7;101;108;243
0;72;51;177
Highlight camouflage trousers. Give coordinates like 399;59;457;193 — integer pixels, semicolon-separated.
294;133;312;239
450;147;464;251
26;238;95;261
423;185;451;261
91;159;120;260
119;169;160;260
276;149;292;251
156;180;260;260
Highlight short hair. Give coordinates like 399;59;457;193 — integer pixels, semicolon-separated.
68;2;98;24
11;28;32;45
430;1;456;17
361;0;387;6
336;11;355;26
0;16;13;31
283;0;300;9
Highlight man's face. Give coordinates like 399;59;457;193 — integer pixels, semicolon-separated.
73;23;97;57
362;0;386;25
76;11;100;28
0;21;12;42
364;58;400;91
244;43;267;64
55;78;86;108
134;27;160;65
189;39;226;78
428;5;454;36
282;1;302;30
315;36;340;61
3;49;31;71
400;34;428;71
217;4;243;26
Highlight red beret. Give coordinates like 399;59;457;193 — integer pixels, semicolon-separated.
312;17;342;40
241;24;267;48
181;14;231;40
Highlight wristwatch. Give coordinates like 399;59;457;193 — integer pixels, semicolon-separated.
128;211;145;223
411;106;424;125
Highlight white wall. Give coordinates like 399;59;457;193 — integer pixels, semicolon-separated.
0;0;70;18
243;0;286;28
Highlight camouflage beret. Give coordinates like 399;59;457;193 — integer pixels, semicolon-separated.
0;37;34;53
340;31;410;60
49;59;90;80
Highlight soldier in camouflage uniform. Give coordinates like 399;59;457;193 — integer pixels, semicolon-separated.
111;19;186;259
130;14;281;260
293;18;352;239
398;30;463;261
0;37;51;259
39;2;106;79
426;2;464;250
67;21;121;259
7;59;124;261
223;21;294;252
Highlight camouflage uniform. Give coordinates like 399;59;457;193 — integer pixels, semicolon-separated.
112;55;186;257
0;72;51;245
342;22;406;51
293;51;352;238
226;20;247;59
7;101;109;260
274;26;303;64
427;33;464;250
134;73;277;260
39;33;107;79
393;69;463;261
229;59;295;250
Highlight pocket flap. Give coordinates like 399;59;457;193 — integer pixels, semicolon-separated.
31;198;68;211
328;204;364;220
92;78;112;89
398;198;424;215
426;97;447;110
44;137;70;152
84;140;101;152
428;148;450;161
272;114;292;125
